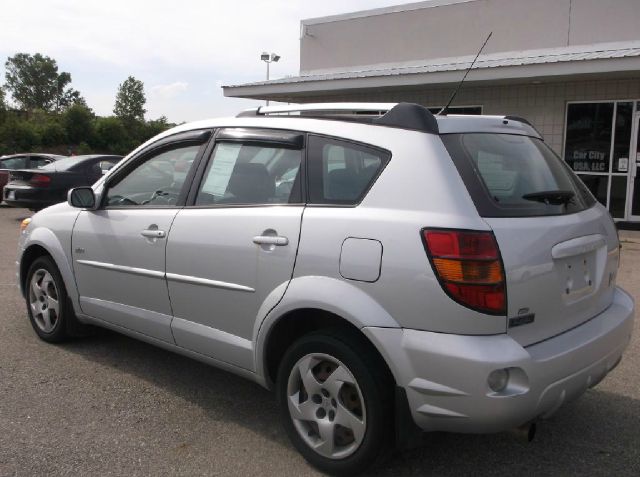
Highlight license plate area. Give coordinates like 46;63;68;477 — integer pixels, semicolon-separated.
6;190;15;200
558;251;596;302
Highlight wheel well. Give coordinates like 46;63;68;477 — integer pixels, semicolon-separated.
263;308;395;388
20;245;52;296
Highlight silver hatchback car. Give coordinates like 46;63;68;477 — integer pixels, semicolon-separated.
17;103;634;475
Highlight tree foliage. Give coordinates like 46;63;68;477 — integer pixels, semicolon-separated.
39;120;67;146
4;53;80;113
92;116;130;155
114;76;146;121
0;88;6;123
0;118;41;152
63;104;94;144
0;54;173;155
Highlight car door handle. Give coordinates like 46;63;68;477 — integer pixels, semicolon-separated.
141;229;166;239
252;235;289;246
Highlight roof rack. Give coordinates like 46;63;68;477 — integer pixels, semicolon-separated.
237;102;397;117
236;102;439;135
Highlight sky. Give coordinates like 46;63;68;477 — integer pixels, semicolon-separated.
0;0;410;123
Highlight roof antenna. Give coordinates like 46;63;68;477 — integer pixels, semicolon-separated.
438;31;492;115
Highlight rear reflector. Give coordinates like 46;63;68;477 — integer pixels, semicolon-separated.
30;174;51;187
423;229;506;315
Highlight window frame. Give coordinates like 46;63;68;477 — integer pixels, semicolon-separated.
563;99;639;220
100;129;213;210
185;127;307;209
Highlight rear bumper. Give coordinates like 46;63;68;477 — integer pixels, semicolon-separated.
3;187;60;209
363;286;634;433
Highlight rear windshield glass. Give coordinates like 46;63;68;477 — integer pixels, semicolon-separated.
441;133;596;217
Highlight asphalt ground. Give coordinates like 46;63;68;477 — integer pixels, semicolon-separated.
0;205;638;476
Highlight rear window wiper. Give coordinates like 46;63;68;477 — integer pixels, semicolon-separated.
522;190;575;205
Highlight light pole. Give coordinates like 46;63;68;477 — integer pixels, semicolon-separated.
261;52;280;106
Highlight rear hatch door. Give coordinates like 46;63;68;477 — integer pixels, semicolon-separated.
486;208;619;346
441;132;620;346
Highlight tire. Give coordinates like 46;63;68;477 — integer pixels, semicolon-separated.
276;330;394;476
25;256;75;343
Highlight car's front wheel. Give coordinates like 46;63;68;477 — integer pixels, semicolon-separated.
277;330;393;476
26;256;72;342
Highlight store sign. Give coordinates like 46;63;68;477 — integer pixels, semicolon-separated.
564;103;614;174
569;150;608;172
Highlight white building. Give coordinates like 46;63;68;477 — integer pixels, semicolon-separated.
224;0;640;223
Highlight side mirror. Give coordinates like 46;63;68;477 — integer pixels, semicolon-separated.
68;187;97;209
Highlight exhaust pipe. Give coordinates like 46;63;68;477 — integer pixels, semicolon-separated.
509;422;536;442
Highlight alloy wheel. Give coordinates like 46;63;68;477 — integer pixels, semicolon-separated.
29;269;60;333
286;353;367;460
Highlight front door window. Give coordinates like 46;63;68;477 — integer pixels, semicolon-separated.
106;144;200;207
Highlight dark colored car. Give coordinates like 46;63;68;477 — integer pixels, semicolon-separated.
3;155;122;210
0;154;64;199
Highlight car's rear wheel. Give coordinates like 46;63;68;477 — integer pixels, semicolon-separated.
26;256;72;342
276;330;393;476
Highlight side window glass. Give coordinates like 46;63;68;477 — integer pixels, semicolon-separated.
195;142;302;206
106;144;200;207
99;160;118;174
88;163;100;176
307;136;389;204
0;156;28;169
29;158;49;169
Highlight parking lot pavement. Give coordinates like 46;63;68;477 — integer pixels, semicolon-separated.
0;205;639;477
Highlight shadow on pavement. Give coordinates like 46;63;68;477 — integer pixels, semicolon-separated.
60;329;640;476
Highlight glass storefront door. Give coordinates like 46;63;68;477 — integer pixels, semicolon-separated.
628;113;640;221
565;101;637;220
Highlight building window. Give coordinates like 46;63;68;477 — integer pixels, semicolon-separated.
564;101;635;219
565;103;613;173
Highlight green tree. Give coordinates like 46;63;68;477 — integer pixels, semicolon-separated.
113;76;146;121
0;87;6;123
63;104;94;144
0;118;40;152
39;120;67;146
4;53;80;113
139;116;173;143
92;116;130;154
57;83;87;111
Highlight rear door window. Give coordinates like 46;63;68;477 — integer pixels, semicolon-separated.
307;135;390;205
441;133;596;217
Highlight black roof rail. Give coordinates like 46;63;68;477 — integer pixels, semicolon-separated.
236;107;261;117
503;115;533;127
234;102;439;135
374;103;439;135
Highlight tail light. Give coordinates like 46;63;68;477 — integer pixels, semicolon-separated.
422;228;506;315
30;174;51;187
